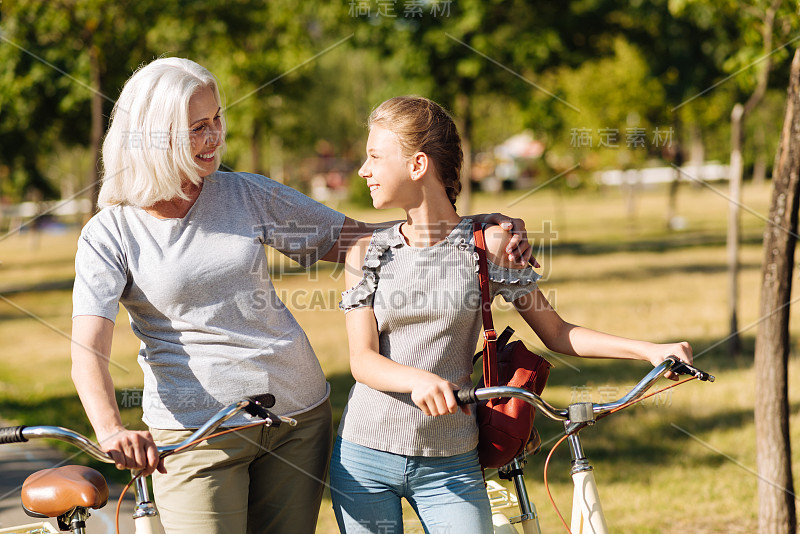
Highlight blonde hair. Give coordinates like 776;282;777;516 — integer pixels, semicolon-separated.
98;57;226;208
368;96;463;206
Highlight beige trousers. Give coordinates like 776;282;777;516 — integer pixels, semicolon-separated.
150;399;332;534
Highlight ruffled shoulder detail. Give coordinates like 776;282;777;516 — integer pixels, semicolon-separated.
442;218;475;252
339;224;404;312
482;258;541;286
469;223;541;303
476;253;541;303
467;221;540;286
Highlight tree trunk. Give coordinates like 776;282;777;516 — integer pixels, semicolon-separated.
689;123;705;173
666;118;684;230
727;102;744;357
88;42;103;208
754;46;799;534
269;133;285;184
455;92;472;216
726;0;782;358
754;126;768;186
251;121;263;175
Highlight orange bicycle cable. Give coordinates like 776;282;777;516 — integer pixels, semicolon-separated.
114;419;273;534
597;376;696;421
543;433;573;534
116;475;138;534
542;375;697;534
170;419;270;454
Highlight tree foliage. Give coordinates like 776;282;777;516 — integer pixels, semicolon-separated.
0;0;795;201
0;0;159;200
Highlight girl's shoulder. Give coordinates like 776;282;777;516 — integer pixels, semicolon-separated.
481;223;519;269
345;224;403;277
345;233;374;266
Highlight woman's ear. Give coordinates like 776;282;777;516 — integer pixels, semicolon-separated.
408;152;429;181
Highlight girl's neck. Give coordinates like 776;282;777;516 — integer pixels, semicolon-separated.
402;201;461;247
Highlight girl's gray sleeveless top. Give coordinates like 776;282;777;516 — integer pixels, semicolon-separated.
338;218;539;457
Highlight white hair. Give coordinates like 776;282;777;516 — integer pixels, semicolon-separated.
98;57;226;208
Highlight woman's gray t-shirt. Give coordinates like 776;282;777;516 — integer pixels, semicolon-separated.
73;171;345;429
338;219;539;457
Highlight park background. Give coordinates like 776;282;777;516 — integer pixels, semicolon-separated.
1;1;800;532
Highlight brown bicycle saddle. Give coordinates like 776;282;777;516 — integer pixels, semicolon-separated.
21;465;109;518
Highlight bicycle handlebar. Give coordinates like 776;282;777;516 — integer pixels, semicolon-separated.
456;356;714;424
0;396;295;463
0;425;116;463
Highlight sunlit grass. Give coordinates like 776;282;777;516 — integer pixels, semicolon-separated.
1;181;797;532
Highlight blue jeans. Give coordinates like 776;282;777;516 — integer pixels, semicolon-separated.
329;437;492;534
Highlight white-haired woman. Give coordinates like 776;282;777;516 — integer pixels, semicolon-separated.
70;57;532;534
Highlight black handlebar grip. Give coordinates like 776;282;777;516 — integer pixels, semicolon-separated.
250;393;276;409
0;426;27;444
455;387;478;405
243;399;271;419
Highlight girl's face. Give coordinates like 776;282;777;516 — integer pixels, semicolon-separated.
188;87;224;177
358;125;414;210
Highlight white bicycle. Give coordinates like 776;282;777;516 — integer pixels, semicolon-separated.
459;355;715;533
0;395;295;534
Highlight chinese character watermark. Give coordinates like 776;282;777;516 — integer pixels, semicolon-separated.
569;127;674;149
568;385;673;408
349;0;453;18
121;130;195;150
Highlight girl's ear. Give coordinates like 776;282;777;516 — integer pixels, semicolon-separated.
408;151;429;181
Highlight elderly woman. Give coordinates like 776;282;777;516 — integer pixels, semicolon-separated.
70;57;530;534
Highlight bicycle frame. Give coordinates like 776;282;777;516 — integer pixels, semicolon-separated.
566;434;606;534
130;476;165;534
463;356;714;534
497;457;543;534
128;398;281;534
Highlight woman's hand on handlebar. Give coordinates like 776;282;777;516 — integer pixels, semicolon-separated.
98;428;165;476
644;341;693;381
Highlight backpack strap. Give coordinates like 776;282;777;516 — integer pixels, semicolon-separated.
473;222;499;387
497;326;515;349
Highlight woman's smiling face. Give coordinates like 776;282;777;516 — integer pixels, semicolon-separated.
188;86;224;177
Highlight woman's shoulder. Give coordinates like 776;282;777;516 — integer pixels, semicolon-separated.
212;170;289;192
213;170;270;189
215;171;329;207
81;205;128;240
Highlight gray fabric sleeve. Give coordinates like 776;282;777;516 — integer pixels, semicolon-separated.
340;277;376;312
72;234;128;322
488;260;540;303
257;177;346;268
338;227;403;313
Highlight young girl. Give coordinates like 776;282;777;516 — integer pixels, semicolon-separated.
330;96;693;533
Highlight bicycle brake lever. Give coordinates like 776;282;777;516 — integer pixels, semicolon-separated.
242;398;297;427
671;360;715;382
243;398;272;419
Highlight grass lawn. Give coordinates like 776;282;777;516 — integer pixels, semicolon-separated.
1;181;798;532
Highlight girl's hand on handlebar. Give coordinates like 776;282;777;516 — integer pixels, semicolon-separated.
411;375;470;416
645;341;693;381
98;428;165;476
